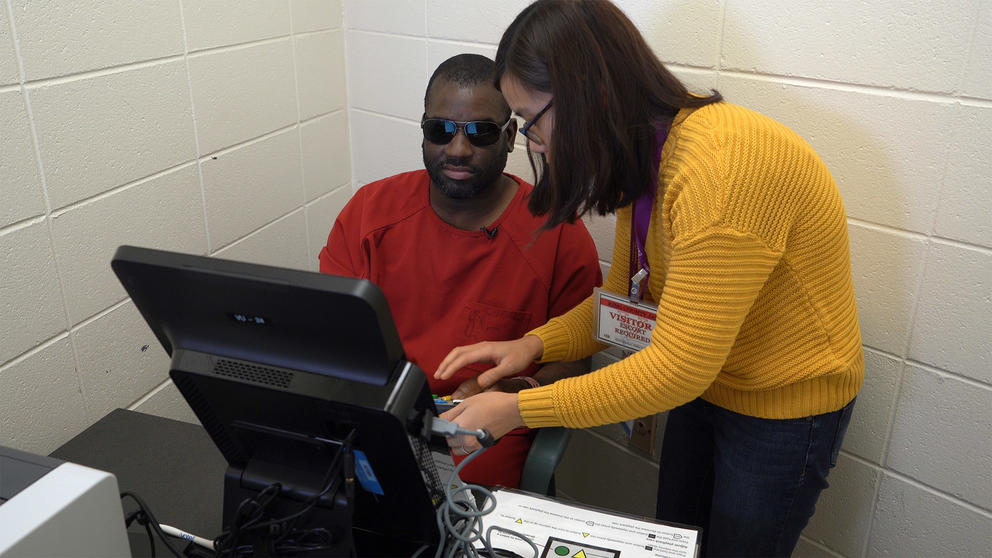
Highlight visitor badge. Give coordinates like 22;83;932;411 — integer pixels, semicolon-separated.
592;288;658;352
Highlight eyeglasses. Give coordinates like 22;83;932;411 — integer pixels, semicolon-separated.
519;99;553;145
421;117;512;147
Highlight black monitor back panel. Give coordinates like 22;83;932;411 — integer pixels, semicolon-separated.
111;245;442;548
111;245;404;387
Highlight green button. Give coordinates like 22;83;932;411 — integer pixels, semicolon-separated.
554;546;569;556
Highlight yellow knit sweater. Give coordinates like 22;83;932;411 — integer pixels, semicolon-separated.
520;102;863;426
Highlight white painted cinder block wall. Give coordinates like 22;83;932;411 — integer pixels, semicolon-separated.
1;1;351;446
339;1;991;557
1;1;989;557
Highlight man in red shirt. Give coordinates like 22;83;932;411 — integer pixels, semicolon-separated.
319;54;601;488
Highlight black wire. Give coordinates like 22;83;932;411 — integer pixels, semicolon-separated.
124;509;143;526
270;432;354;546
144;520;157;558
213;430;358;557
215;483;283;556
124;509;157;557
120;491;183;558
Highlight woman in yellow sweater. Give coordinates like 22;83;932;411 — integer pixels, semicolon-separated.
435;1;863;556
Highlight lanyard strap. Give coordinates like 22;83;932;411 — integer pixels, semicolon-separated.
629;123;670;299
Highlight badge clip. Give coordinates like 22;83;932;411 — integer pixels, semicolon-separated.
630;268;648;299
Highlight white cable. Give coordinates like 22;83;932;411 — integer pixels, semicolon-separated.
159;523;216;551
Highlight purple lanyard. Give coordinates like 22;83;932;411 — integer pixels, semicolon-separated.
629;124;670;299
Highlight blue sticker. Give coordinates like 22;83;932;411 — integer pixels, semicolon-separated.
352;450;384;495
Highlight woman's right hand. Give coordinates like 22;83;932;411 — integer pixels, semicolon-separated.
434;335;544;390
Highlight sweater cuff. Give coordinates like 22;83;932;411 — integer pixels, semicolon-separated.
517;384;561;428
528;319;573;363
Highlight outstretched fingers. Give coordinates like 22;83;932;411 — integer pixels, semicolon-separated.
435;342;497;380
436;336;545;386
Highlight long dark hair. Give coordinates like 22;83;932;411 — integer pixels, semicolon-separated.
495;0;722;228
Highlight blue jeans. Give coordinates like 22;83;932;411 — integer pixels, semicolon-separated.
655;397;855;557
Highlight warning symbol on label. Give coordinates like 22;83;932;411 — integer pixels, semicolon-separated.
546;537;620;558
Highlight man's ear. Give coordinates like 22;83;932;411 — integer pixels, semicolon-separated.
505;118;518;153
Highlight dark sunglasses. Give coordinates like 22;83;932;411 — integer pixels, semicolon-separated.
421;117;512;147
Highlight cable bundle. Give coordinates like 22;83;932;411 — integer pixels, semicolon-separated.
429;448;538;558
213;433;356;557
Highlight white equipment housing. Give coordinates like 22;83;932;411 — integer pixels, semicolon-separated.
0;445;131;557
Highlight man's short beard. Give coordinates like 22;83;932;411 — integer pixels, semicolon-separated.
424;148;508;200
427;165;491;199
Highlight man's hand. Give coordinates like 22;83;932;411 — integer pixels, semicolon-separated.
451;377;483;400
452;376;540;399
435;335;544;389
